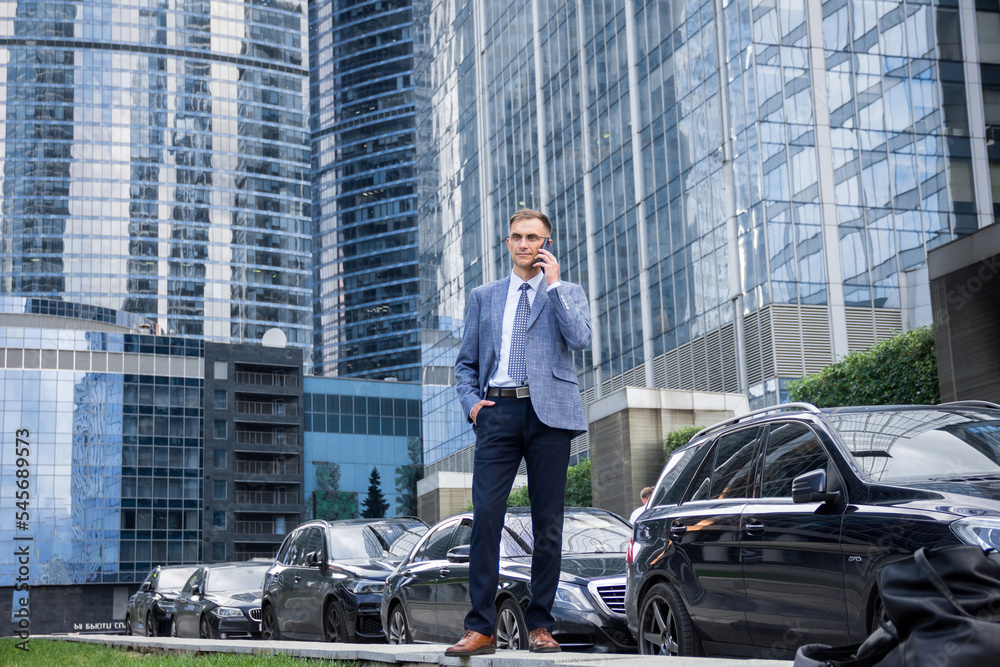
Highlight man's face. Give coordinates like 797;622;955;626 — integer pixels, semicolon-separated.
506;217;549;272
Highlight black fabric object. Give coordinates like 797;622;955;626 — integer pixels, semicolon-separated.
795;545;1000;666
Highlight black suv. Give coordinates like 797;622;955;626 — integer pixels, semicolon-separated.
625;401;1000;659
261;517;427;642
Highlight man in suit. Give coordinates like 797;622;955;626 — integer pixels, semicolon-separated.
447;209;592;656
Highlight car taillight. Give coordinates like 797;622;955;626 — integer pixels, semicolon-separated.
626;536;634;564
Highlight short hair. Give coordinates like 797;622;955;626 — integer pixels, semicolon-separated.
508;208;552;235
640;486;654;501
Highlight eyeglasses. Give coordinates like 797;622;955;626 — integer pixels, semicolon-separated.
508;234;549;245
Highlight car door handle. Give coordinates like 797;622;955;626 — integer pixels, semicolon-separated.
438;568;450;578
669;521;687;537
744;521;765;536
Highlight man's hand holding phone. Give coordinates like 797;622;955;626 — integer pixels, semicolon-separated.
535;240;560;286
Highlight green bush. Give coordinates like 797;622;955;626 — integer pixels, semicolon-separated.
506;458;592;507
786;326;939;407
665;425;704;456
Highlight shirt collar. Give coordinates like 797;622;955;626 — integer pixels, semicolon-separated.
510;271;545;292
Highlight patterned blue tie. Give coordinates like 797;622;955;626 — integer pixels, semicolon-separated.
508;283;530;384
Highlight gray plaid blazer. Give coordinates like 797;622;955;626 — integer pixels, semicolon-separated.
455;277;592;436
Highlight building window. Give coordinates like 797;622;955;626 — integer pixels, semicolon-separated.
213;511;226;530
214;361;228;380
213;481;226;500
214;420;227;439
214;390;227;409
213;449;227;469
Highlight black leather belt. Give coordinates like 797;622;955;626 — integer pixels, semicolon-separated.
486;386;530;399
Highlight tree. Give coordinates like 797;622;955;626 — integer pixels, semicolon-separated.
395;436;424;516
362;466;390;518
506;458;592;507
312;462;358;520
787;327;939;407
665;426;704;456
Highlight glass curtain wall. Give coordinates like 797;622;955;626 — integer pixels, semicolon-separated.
310;0;420;381
0;0;312;350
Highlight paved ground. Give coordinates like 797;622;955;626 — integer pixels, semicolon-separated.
39;634;794;666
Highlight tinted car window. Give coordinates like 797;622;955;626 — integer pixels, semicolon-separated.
302;527;325;559
648;442;710;508
761;422;829;498
710;428;760;499
275;532;294;564
686;428;760;501
287;528;312;566
414;523;456;562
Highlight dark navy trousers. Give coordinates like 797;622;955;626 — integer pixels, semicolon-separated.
464;395;571;636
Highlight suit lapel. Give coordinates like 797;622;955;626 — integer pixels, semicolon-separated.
490;278;509;354
527;280;548;330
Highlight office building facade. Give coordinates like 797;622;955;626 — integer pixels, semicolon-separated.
0;0;313;351
310;0;421;380
415;0;998;471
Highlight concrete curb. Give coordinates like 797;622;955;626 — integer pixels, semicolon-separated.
36;634;793;666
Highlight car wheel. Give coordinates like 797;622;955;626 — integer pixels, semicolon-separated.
145;611;156;637
495;598;527;650
125;614;133;636
262;604;281;641
638;582;701;656
386;604;411;645
200;615;215;640
324;599;347;643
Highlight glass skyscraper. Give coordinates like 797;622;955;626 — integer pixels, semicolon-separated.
310;0;421;381
0;0;312;350
415;0;997;470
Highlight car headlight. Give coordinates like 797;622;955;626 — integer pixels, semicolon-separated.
951;516;1000;551
553;583;594;612
156;601;176;613
352;579;386;595
211;607;245;618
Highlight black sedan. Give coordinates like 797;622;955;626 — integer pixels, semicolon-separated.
126;565;198;636
381;507;636;652
171;562;270;639
626;402;1000;658
261;517;428;642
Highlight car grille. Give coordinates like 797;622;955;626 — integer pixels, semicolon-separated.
248;608;261;622
588;578;627;617
357;614;382;636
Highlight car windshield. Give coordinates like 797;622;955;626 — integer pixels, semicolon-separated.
503;511;632;554
156;567;197;590
206;565;269;593
327;521;427;560
825;410;1000;482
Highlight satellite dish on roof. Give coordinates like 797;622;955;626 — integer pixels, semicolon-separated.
262;328;287;348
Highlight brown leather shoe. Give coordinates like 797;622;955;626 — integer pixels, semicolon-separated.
528;628;560;653
445;630;496;656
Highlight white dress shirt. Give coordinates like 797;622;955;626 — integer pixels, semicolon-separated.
489;271;548;387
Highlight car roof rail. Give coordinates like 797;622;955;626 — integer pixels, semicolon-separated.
690;402;822;442
938;400;1000;410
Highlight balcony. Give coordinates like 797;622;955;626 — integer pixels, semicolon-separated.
235;490;298;505
234;431;295;446
235;371;299;388
234;520;290;536
235;459;299;476
235;400;297;417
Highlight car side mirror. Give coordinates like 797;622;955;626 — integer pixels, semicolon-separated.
140;582;151;592
306;550;324;568
191;584;202;597
446;545;470;563
792;469;840;504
